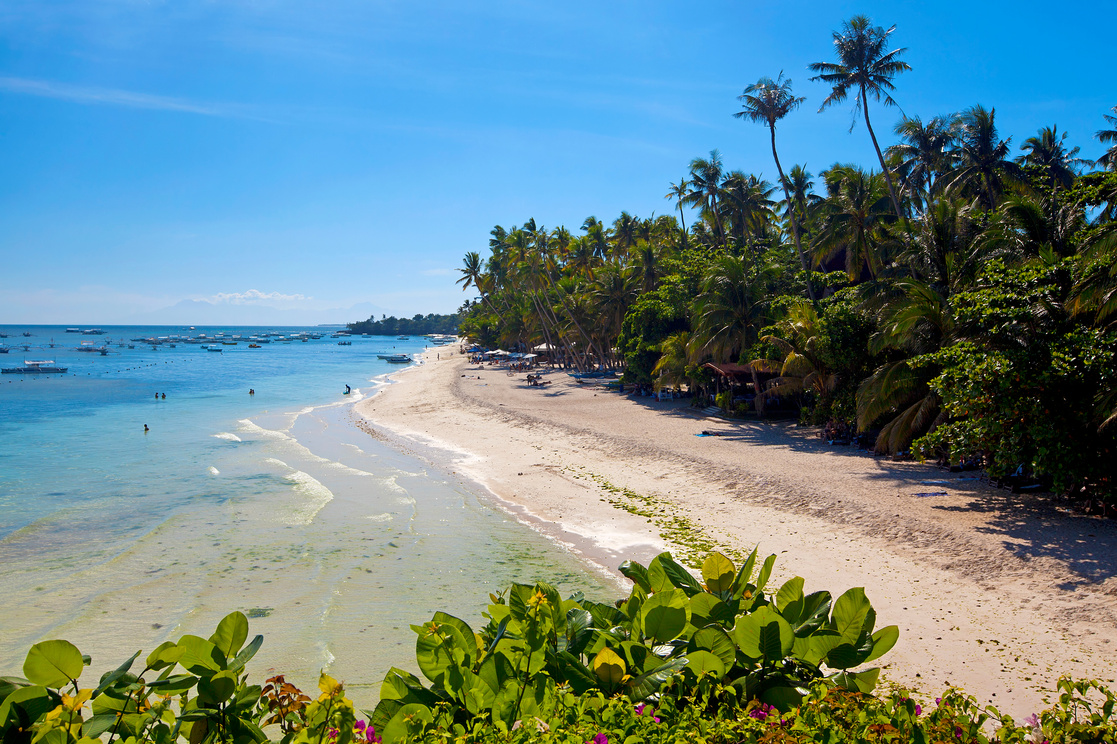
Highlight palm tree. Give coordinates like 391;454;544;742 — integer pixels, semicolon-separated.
783;165;822;240
686;150;727;245
888;114;959;213
734;72;817;302
692;254;766;361
1096;105;1117;171
749;303;837;408
812;166;894;280
665;177;690;246
1017;125;1090;190
943;105;1025;210
651;331;694;392
809;15;911;220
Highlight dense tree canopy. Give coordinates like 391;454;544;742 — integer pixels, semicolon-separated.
455;15;1117;505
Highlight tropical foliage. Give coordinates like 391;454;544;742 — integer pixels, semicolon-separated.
455;15;1117;505
3;570;1114;744
348;313;461;336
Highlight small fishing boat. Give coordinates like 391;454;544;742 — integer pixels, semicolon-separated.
337;340;352;346
2;360;68;374
383;354;411;363
203;345;223;352
397;335;410;340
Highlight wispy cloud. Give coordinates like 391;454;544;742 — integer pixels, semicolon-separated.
207;289;310;305
0;76;265;119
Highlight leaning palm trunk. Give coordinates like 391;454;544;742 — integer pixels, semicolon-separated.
769;128;818;303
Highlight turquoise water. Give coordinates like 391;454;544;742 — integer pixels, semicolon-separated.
0;325;619;703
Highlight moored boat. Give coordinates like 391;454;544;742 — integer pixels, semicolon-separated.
2;360;68;374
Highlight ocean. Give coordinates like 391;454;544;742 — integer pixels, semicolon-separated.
0;325;620;704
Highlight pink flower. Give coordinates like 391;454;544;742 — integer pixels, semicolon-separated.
915;704;922;716
585;734;608;744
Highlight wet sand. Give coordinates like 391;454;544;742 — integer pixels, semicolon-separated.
357;344;1117;717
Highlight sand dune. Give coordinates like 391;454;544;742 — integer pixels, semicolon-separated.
355;345;1117;717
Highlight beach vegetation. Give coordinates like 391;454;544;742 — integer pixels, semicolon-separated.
452;14;1117;507
347;314;461;337
3;573;1115;744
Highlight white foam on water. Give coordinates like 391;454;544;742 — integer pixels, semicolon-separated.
237;419;290;441
212;432;242;442
280;469;335;525
365;513;393;523
207;466;220;475
264;457;289;469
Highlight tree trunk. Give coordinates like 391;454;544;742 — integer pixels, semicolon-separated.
861;87;904;220
770;125;818;304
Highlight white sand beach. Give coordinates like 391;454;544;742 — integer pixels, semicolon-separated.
356;344;1117;718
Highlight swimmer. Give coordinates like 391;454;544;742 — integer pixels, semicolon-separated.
344;384;352;395
249;388;255;395
144;424;149;433
161;393;165;399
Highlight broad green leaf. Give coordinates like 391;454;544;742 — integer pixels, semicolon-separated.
0;686;58;727
760;685;803;712
793;591;833;637
804;632;844;666
863;625;899;664
830;588;872;644
732;606;792;661
648;553;703;596
564;608;594;656
145;642;182;671
732;547;759;598
639;589;689;644
94;651;141;696
618;561;651;593
229;634;264;672
145;675;199;696
431;613;477;667
830;668;880;693
209;612;249;659
381;702;433;744
689;626;737;668
775;577;805;614
553;651;597;695
591;647;626;688
196;671;236;706
701;553;736;594
414;621;470;687
688;593;728;630
626;657;688;700
754;554;777;594
24;641;84;688
175;636;225;675
824;642;867;670
683;650;726;678
82;714;120;739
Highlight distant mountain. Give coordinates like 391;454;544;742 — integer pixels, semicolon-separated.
131;300;394;326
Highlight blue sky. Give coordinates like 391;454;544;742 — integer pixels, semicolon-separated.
1;1;1114;324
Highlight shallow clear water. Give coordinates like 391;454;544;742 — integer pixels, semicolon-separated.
0;325;620;704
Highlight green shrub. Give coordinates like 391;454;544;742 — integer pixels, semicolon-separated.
1;551;1113;744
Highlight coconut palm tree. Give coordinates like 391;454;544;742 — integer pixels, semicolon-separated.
888;114;959;213
686;150;727;245
734;72;817;302
749;303;837;406
809;15;911;220
1016;125;1090;190
665;177;690;246
943;105;1025;210
812;166;894;280
651;331;694;392
1096;106;1117;171
692;254;767;361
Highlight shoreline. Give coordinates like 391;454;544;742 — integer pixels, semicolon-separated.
357;344;1117;717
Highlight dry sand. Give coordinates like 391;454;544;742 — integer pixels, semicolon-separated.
356;344;1117;717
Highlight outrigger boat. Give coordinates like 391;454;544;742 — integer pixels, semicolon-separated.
2;360;68;374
